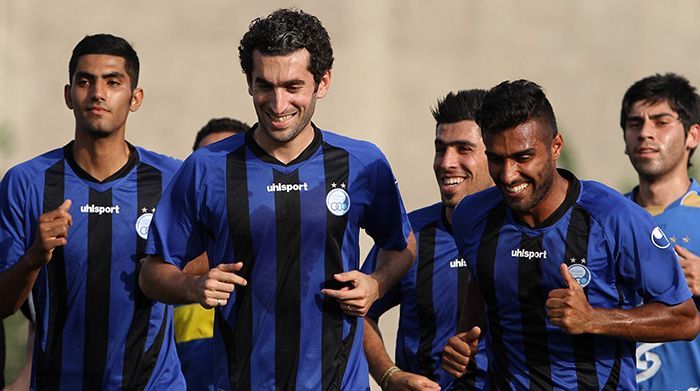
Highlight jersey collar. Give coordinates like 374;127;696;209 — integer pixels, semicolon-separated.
246;123;323;167
63;140;139;184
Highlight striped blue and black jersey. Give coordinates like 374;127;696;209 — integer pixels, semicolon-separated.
0;142;185;390
452;170;691;390
146;126;412;390
362;202;486;390
627;179;700;390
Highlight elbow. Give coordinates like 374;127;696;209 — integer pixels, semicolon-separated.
686;313;700;341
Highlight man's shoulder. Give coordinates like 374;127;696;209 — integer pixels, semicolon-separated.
2;147;66;185
320;129;385;163
408;202;443;231
134;146;182;174
452;187;503;237
578;179;642;218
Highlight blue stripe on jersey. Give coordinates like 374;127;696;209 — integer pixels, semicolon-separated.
628;179;700;391
363;203;486;390
146;126;410;389
0;144;185;390
453;170;691;390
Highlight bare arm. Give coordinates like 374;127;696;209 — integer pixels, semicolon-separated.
547;263;700;341
322;232;416;317
0;200;72;318
364;317;440;390
139;255;247;308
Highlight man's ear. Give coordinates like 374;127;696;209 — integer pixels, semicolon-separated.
129;88;144;112
64;84;73;110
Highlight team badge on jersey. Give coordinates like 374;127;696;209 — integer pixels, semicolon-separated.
326;187;350;216
135;212;154;240
568;263;591;287
650;227;671;249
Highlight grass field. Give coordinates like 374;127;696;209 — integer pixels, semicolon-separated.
3;311;29;385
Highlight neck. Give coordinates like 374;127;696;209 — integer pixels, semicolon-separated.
72;131;130;181
253;124;315;165
636;170;691;210
518;170;569;228
445;205;454;226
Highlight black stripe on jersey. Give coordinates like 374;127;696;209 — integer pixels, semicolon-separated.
36;160;67;390
123;163;164;390
321;143;355;390
517;234;552;390
476;203;511;390
226;145;255;390
602;340;623;391
274;169;302;390
83;188;113;390
563;205;598;389
416;223;437;380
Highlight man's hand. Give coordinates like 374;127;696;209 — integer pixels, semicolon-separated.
546;263;597;334
441;326;480;378
194;262;247;309
387;371;441;390
321;270;379;317
28;199;72;266
676;245;700;296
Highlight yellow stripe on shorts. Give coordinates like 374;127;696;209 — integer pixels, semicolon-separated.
173;303;215;343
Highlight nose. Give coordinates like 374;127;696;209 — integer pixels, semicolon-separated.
440;147;459;170
638;118;656;140
90;81;106;101
270;88;288;114
500;159;519;184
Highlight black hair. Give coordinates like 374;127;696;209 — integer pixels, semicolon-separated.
620;73;700;164
477;80;558;140
69;33;140;89
431;89;487;126
239;8;334;85
193;117;251;151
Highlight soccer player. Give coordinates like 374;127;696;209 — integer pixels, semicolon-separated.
0;34;185;389
175;117;250;390
441;80;700;389
362;90;491;390
619;73;700;390
139;8;416;390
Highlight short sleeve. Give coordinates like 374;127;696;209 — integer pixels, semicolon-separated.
145;156;206;269
613;207;691;306
362;153;411;251
361;245;402;320
0;168;30;273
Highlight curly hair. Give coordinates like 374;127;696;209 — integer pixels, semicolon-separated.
238;8;334;85
477;80;558;140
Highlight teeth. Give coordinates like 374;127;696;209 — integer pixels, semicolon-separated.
506;183;528;193
443;177;465;186
270;113;294;122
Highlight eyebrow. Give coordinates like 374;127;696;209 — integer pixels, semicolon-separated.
485;147;536;158
74;71;127;80
253;77;306;88
626;112;678;121
434;139;478;147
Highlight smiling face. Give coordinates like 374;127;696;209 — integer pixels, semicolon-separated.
433;120;492;209
484;119;562;216
623;100;698;181
248;49;330;153
64;54;142;138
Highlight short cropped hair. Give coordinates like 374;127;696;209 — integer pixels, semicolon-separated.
239;8;334;85
69;33;140;89
477;80;558;140
431;89;487;127
193;117;250;151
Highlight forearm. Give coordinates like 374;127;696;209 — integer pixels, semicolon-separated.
0;250;43;318
589;299;699;342
371;232;416;297
363;317;396;384
139;255;198;304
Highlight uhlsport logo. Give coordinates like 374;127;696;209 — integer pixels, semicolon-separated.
650;227;671;249
135;211;153;240
511;248;548;260
326;185;350;216
450;258;467;268
267;182;309;193
80;203;120;215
